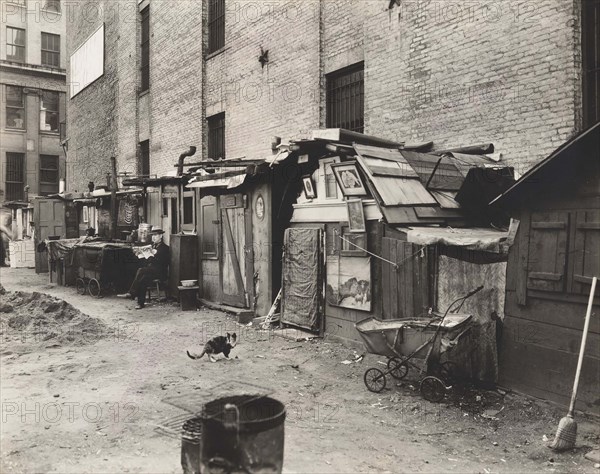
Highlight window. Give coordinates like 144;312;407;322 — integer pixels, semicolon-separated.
5;153;25;201
582;0;600;127
40;90;59;132
41;32;60;67
139;140;150;176
39;154;59;195
183;196;194;225
6;86;25;129
140;7;150;92
326;62;364;133
207;112;225;160
43;0;60;12
201;198;218;259
208;0;225;54
6;27;25;63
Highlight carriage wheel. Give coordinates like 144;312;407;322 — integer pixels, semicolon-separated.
364;368;386;393
420;376;446;403
88;279;102;298
387;358;409;380
76;278;87;295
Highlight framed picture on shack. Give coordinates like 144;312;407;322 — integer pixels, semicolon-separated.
331;162;367;196
326;255;371;312
302;175;317;199
346;199;366;233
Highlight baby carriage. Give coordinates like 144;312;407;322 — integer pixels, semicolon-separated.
355;286;483;402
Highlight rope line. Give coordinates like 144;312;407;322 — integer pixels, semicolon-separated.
334;230;426;269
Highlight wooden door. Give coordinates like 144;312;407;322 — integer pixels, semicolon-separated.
34;199;66;273
381;238;429;319
219;194;252;308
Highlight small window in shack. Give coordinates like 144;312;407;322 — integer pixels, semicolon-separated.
183;197;193;225
201;201;218;259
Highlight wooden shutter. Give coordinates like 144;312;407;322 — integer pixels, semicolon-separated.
570;210;600;294
527;211;569;292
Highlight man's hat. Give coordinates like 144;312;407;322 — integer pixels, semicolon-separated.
150;227;165;234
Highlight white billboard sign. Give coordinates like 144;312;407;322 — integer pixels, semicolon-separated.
69;24;105;99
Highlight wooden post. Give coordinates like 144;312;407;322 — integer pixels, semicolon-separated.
110;156;118;240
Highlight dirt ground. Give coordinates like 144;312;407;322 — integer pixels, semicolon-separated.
1;267;599;474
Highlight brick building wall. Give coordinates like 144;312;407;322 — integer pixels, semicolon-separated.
148;0;203;177
204;0;321;163
364;0;582;172
66;0;586;187
66;0;132;192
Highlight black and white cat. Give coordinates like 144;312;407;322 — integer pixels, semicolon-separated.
186;333;237;362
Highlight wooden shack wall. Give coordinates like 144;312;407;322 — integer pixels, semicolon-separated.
325;221;383;342
499;192;600;414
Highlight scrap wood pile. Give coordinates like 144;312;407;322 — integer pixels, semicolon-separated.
0;284;111;346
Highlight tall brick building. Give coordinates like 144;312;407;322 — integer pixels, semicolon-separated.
0;0;67;204
66;0;597;189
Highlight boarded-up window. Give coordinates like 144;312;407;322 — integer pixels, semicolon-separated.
570;210;600;294
201;198;218;259
527;211;569;292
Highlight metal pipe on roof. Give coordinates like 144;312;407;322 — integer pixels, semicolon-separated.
176;146;197;176
433;143;495;155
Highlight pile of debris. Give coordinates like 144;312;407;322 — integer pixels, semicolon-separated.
0;284;111;346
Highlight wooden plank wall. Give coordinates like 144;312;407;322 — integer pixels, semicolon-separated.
381;238;429;319
313;221;382;343
500;204;600;414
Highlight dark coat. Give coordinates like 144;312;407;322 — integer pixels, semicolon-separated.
147;242;169;280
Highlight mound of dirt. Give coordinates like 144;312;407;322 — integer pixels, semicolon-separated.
0;290;112;346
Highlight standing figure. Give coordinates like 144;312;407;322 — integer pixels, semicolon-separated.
118;227;169;309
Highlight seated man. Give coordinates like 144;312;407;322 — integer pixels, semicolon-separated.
118;227;169;309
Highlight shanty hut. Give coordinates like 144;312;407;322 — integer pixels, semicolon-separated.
282;130;516;384
491;122;600;412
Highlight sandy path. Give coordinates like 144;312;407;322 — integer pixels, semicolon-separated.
1;267;598;473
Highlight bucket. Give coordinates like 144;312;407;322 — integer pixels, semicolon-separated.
138;223;152;244
181;417;202;474
200;395;286;473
